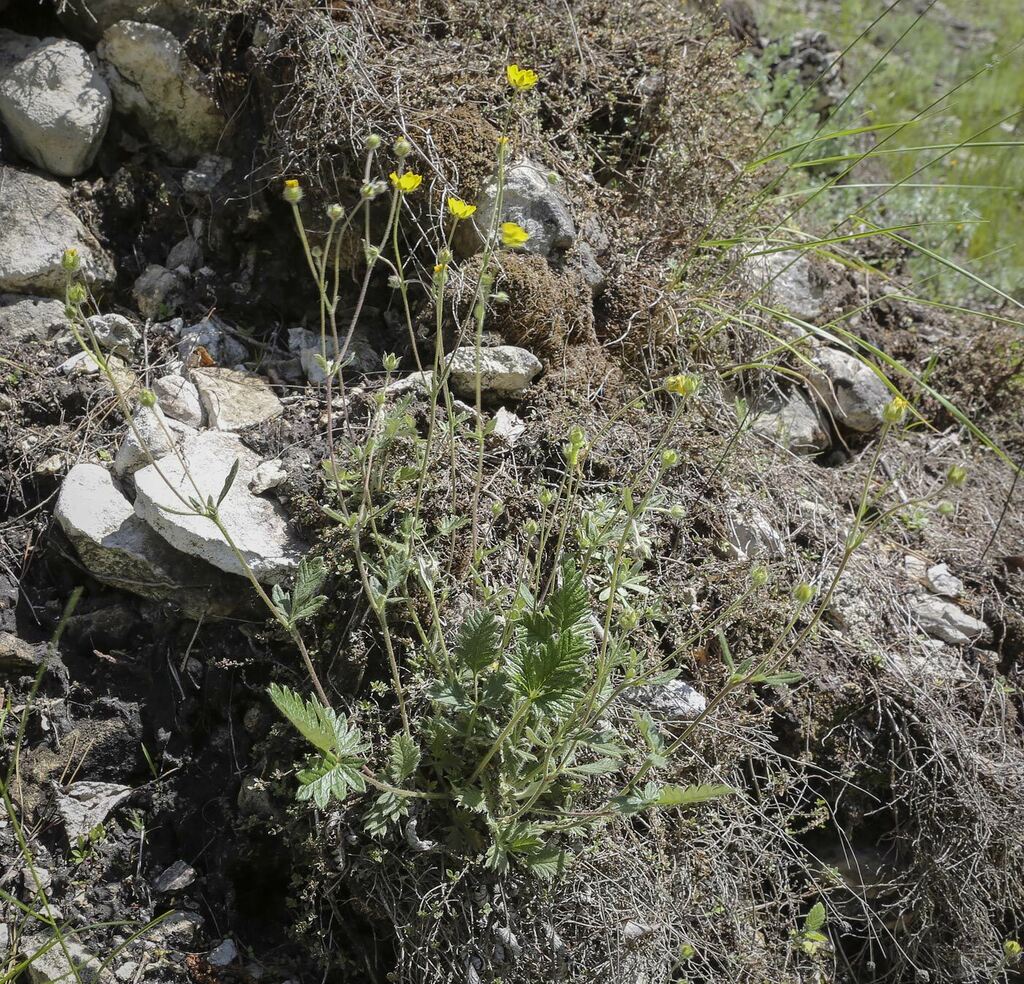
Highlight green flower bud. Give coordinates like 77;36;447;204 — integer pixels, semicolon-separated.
67;283;87;307
61;248;81;272
491;291;510;305
393;136;412;158
365;133;382;151
619;608;639;631
1004;940;1022;961
139;388;157;408
946;464;967;489
381;352;400;372
668;503;686;520
388;274;403;290
364;244;380;262
490;500;505;518
282;179;303;204
937;500;955;518
326;202;344;221
661;448;680;469
882;396;909;426
539;488;555;507
793;582;816;605
751;565;769;587
523;519;539;536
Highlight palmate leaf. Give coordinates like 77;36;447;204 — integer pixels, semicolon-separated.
387;732;421;783
296;756;366;809
268;683;337;755
455;609;502;674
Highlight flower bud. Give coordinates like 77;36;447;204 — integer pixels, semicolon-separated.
568;425;586;448
539;488;555;507
793;582;816;605
139;388;157;409
661;448;680;469
946;464;967;489
491;291;510;305
326;202;344;221
751;565;768;587
61;248;81;272
365;133;381;151
668;503;686;520
937;500;955;518
490;500;505;518
665;373;701;398
388;274;403;290
523;519;539;536
393;136;412;158
382;352;399;371
619;608;639;631
67;283;87;306
282;178;303;204
437;247;453;265
364;244;380;262
882;395;909;426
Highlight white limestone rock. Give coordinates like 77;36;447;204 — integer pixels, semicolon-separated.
97;21;224;163
446;345;542;398
751;388;830;454
55;461;242;616
807;346;890;432
0;168;114;294
910;594;987;646
191;368;283;431
0;32;111;178
132;430;305;581
0;294;67;343
153;373;204;427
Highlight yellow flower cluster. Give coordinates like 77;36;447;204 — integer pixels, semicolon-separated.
447;197;477;220
501;222;530;248
390;171;423;193
664;373;701;398
506;64;538;91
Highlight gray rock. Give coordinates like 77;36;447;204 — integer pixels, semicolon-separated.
910;594;987;646
55;461;243;617
724;506;784;561
459;159;576;259
86;313;140;357
926;563;963;598
0;168;114;295
132;265;183;320
182;153;231;194
0;631;44;671
0;571;17;633
113;405;190;477
21;934;110;984
446;345;542;398
191;368;283;431
491;407;526;445
145;910;202;948
0;33;111;178
249;459;287;494
166;235;202;271
153;373;203;427
745;248;828;324
58;0;194;41
54;780;132;840
623;679;707;720
132;430;305;581
751;388;830;454
807;347;889;432
569;241;606;295
288;326;377;381
97;21;224;163
178;316;247;366
0;294;67;343
207;940;238;967
152;859;196;895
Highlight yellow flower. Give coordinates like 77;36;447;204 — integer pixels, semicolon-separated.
447;196;477;220
389;171;423;193
282;178;303;203
882;395;909;425
501;222;530;248
506;64;538;91
664;373;701;398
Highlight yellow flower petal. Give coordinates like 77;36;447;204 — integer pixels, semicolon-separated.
506;63;539;91
389;171;423;193
447;196;477;220
501;222;530;247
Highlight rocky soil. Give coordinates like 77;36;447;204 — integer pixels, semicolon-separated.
1;2;1022;984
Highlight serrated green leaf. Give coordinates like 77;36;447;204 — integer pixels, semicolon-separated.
804;901;827;932
523;846;566;880
388;733;421;783
455;609;502;674
569;757;621;776
268;683;336;754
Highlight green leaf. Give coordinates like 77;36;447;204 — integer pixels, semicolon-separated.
655;783;735;808
388;733;421;783
217;458;240;506
452;786;487;814
296;757;365;808
268;684;336;755
523;846;566;881
804;902;827;933
455;610;502;675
